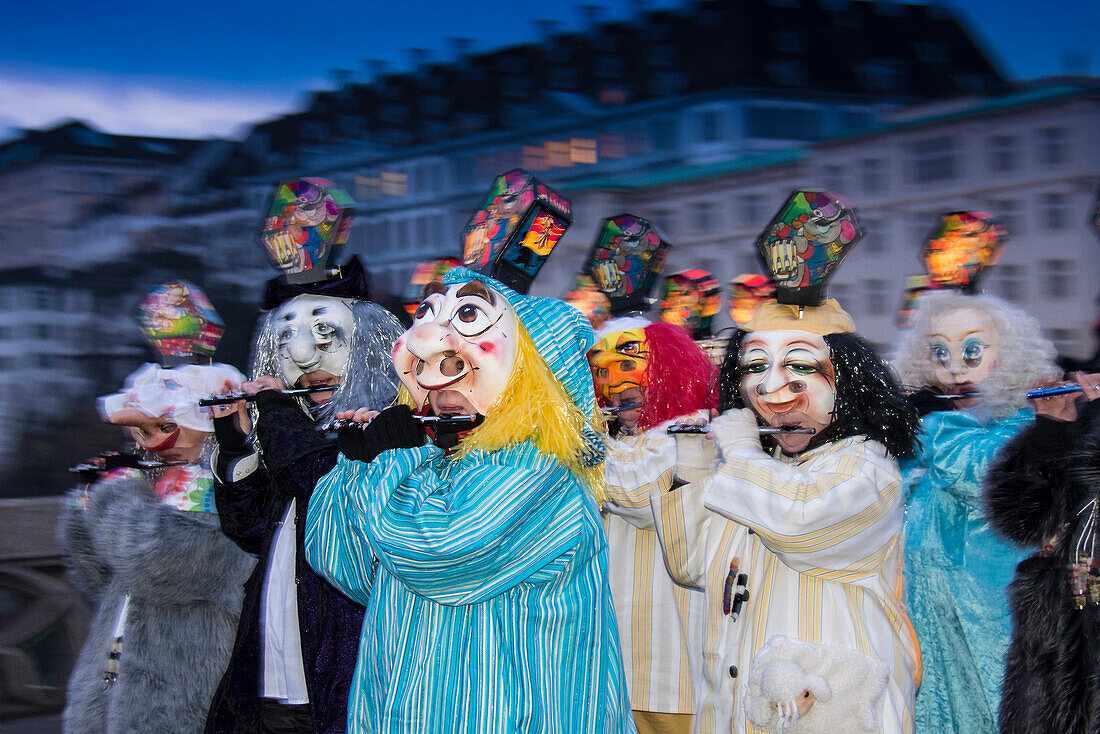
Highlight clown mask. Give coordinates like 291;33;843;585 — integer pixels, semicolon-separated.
923;307;998;408
273;295;355;403
393;280;518;415
115;411;208;464
588;328;649;428
738;330;835;454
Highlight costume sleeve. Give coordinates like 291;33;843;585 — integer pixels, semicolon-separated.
212;461;274;555
602;430;677;529
254;391;339;505
986;405;1097;547
307;444;591;606
650;478;711;590
59;489;110;601
703;439;902;574
85;474;255;609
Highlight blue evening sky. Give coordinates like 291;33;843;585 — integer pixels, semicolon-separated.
1;0;1095;141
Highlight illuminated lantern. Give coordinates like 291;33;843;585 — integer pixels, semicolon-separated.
461;169;572;294
585;214;671;314
727;274;777;326
402;257;462;318
755;190;862;306
137;280;225;365
260;178;355;284
922;211;1007;291
563;274;612;330
659;268;722;339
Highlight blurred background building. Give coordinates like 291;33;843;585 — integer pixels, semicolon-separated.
0;1;1096;722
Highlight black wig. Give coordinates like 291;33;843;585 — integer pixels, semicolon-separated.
718;329;918;459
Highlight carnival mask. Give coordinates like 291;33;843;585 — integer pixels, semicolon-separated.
739;330;835;454
392;280;518;415
923;307;998;400
273;295;355;396
122;413;208;464
588;328;649;403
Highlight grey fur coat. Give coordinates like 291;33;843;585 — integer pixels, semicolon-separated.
60;472;255;734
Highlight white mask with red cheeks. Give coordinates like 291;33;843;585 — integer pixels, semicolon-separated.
738;330;836;453
392;280;518;415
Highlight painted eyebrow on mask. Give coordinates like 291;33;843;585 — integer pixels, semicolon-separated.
456;280;496;306
423;281;447;298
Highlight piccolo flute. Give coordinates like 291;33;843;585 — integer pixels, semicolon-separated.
667;424;815;435
69;458;186;475
602;402;642;414
199;385;336;406
321;414;480;431
924;385;1084;400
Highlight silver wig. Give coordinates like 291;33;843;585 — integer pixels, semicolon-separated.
250;299;404;424
892;291;1059;421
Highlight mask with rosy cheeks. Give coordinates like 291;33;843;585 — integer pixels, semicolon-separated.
588;328;649;403
273;295;355;389
393;280;518;415
738;330;836;453
923;307;999;401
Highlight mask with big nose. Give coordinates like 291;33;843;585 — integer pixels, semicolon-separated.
392;279;519;415
273;294;356;389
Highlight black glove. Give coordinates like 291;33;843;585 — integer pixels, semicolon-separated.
337;405;426;463
909;386;956;417
213;414;249;455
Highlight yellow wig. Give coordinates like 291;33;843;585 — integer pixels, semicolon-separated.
397;322;607;502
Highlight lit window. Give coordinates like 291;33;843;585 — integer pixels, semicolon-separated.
546;141;571;168
570;138;597;165
381;172;407;197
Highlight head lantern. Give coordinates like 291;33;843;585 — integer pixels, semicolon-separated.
585;214;670;315
728;274;777;327
722;190;915;457
563;274;612;331
460;169;571;294
137;281;225;365
896;211;1007;328
261;178;355;284
402;257;462;319
255;180;401;421
659;268;722;339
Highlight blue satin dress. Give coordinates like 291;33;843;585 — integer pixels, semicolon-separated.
902;408;1034;734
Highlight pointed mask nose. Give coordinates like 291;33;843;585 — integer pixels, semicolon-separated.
288;331;319;368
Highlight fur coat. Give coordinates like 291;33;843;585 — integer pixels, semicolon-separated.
61;472;254;734
985;398;1100;734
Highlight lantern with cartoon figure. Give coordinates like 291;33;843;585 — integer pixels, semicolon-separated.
403;257;462;319
659;268;722;339
261;178;355;284
137;280;225;366
727;274;777;327
586;214;671;314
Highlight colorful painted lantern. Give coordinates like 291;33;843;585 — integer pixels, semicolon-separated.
727;274;777;326
563;274;612;330
461;169;572;294
261;178;355;283
755;190;862;305
402;257;462;318
659;268;722;339
922;211;1007;291
137;280;225;364
586;214;671;314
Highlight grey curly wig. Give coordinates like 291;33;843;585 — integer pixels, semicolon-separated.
892;291;1058;420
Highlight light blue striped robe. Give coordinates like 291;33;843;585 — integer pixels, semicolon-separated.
305;441;636;734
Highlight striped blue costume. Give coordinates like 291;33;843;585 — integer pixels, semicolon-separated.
305;268;635;734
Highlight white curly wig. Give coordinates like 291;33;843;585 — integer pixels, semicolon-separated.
892;291;1059;420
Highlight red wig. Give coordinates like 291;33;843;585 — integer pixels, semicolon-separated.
636;321;717;430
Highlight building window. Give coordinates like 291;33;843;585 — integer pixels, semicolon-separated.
987;135;1018;173
696;110;722;143
691;202;718;233
1040;192;1071;231
860;158;886;192
986;199;1021;238
909;137;958;183
745;105;822;141
822;165;845;194
738;194;764;228
1041;258;1074;299
995;264;1026;304
1037;127;1069;166
861;217;886;254
1046;328;1076;356
866;279;889;313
